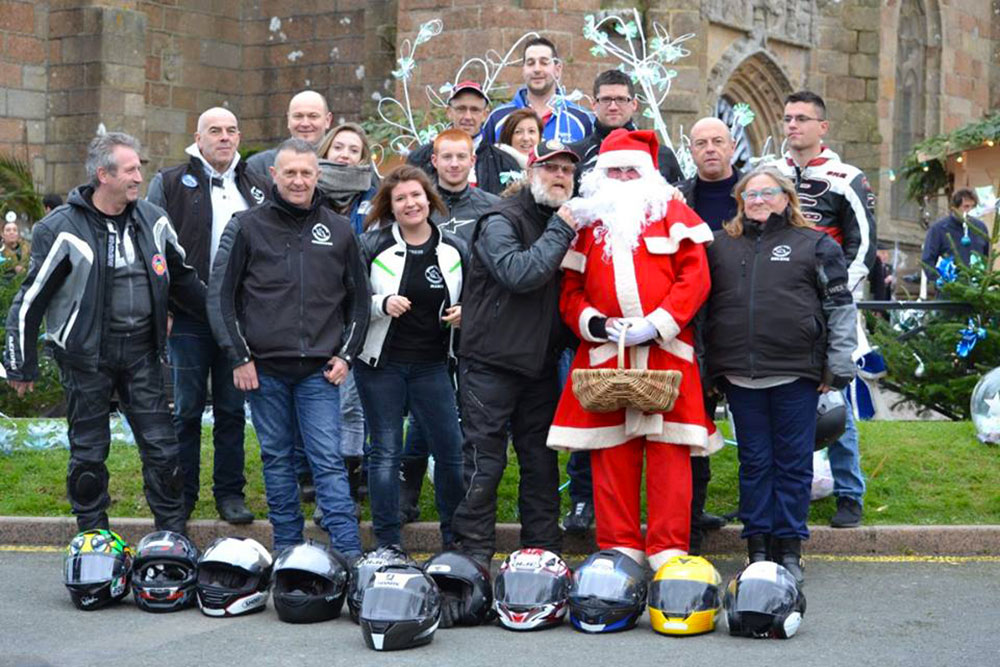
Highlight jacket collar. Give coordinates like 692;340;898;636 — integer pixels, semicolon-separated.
390;219;440;248
269;186;320;220
744;210;790;237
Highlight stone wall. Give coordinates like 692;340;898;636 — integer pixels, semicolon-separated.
0;0;48;188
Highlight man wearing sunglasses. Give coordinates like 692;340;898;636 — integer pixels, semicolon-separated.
453;141;582;567
769;90;876;530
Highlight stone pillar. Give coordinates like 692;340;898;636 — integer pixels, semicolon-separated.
47;2;146;195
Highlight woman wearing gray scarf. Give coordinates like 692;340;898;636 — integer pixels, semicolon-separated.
316;122;379;234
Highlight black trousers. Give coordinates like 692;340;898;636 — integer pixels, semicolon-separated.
451;359;562;559
59;332;185;533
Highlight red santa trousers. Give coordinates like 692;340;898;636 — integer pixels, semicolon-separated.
590;437;692;563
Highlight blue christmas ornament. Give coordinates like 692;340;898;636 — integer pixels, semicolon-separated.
956;318;987;358
935;255;957;288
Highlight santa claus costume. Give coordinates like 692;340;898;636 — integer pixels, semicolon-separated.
547;129;722;571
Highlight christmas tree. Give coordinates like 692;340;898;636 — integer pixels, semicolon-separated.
871;220;1000;419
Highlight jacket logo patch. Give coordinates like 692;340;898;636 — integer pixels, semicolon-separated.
250;186;265;204
770;245;791;262
151;253;167;275
424;265;444;286
311;223;333;246
181;174;198;188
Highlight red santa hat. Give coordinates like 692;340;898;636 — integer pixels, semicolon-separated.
594;128;660;172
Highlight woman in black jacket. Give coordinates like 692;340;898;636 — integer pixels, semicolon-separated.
703;166;856;585
355;165;467;553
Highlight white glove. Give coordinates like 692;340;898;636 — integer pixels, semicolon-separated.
607;317;659;346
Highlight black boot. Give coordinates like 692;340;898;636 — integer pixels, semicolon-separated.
298;472;315;504
345;456;365;517
746;534;770;564
398;457;427;524
775;538;805;586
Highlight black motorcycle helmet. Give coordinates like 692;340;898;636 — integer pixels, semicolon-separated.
348;546;415;623
272;541;349;623
63;529;134;611
569;549;648;633
423;551;494;627
724;561;806;639
196;536;273;617
815;391;847;449
359;564;441;651
131;531;199;613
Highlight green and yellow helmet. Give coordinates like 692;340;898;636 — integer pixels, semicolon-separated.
648;555;722;636
63;529;135;611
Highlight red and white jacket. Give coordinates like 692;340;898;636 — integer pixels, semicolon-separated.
546;199;722;455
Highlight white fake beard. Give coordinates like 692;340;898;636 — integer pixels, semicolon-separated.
530;171;572;208
572;167;671;256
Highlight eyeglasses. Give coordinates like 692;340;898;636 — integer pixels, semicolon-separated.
596;96;633;107
450;105;486;116
740;187;784;202
535;162;575;175
782;114;823;124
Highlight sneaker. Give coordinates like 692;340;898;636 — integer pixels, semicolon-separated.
830;497;863;528
562;501;594;535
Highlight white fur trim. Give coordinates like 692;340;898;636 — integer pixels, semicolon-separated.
646;308;680;343
659;337;694;363
647;421;711;447
612;241;644;318
643;221;714;255
648;549;687;572
625;409;662;437
561;249;587;273
612;547;647;566
547;420;710;451
589;342;618;367
595;150;655;172
578;307;607;343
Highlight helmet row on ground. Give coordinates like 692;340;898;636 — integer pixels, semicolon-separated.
63;532;805;647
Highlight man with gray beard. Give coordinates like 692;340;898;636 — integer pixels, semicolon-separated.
452;140;582;566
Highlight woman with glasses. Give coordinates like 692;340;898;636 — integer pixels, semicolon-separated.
701;166;857;585
355;165;467;553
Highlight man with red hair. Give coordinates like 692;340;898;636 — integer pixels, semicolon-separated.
547;129;721;571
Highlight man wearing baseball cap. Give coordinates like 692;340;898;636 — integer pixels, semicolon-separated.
452;140;582;566
407;81;522;195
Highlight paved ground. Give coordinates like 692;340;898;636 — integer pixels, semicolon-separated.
2;548;998;667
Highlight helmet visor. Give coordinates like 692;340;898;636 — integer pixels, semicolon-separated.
496;571;567;606
734;579;795;615
361;587;430;621
572;566;640;605
649;579;718;616
64;553;123;584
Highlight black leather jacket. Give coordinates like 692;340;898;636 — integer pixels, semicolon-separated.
3;185;206;380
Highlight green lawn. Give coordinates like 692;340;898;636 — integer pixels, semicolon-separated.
1;420;998;525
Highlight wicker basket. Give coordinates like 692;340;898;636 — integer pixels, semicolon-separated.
572;323;682;413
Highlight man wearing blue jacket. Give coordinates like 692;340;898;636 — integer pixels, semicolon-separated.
481;37;593;145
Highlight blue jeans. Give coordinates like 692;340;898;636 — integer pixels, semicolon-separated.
355;360;465;547
726;379;819;541
292;368;366;474
247;370;361;555
829;389;866;504
167;313;246;507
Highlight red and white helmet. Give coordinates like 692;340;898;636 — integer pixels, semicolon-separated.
493;548;572;631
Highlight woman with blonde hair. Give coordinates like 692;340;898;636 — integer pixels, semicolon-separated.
702;166;857;585
316;122;379;234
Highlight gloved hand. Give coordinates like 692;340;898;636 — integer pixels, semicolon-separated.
607;317;659;346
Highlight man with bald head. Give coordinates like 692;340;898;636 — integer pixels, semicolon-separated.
147;106;269;525
246;90;333;185
677;117;740;231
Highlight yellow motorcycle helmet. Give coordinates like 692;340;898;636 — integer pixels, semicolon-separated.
648;555;722;636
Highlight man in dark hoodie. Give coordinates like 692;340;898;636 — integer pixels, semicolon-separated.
209;138;370;556
3;131;206;535
407;81;522;196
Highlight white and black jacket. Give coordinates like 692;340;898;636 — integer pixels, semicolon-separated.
357;223;467;368
3;185;205;380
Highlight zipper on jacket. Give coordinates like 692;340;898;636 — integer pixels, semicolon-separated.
297;232;305;357
747;234;761;377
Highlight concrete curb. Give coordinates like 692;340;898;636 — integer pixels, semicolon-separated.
2;516;999;556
